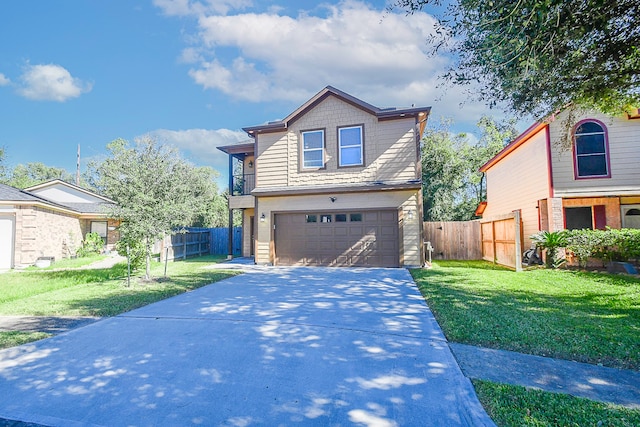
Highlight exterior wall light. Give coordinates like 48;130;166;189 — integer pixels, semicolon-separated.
248;160;254;168
260;213;266;222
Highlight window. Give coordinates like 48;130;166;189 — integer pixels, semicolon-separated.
90;221;108;245
335;214;347;222
350;213;362;222
320;214;332;223
564;205;607;230
302;130;324;168
306;214;317;223
574;120;610;178
338;125;363;167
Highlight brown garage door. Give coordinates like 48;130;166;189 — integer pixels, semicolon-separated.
274;210;399;267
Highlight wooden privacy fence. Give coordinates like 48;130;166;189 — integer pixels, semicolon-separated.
210;227;242;256
480;211;523;271
424;211;523;270
423;221;482;261
158;227;242;261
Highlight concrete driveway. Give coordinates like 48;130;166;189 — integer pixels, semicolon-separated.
0;267;495;427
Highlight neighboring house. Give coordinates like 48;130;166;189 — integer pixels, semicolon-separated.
0;180;119;269
478;108;640;248
218;86;430;267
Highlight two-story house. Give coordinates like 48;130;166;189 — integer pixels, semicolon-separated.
478;109;640;247
218;86;430;267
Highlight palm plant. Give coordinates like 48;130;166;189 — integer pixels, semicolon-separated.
531;230;568;268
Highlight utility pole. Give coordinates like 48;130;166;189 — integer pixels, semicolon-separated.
76;144;80;186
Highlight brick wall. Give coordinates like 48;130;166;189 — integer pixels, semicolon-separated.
14;206;83;266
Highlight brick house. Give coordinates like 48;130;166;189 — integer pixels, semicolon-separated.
0;180;119;269
218;86;430;267
478;109;640;248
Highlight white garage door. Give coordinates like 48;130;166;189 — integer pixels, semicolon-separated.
0;216;15;269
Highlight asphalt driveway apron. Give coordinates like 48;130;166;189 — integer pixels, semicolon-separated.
0;267;495;427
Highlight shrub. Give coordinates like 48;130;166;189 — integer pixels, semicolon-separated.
76;232;104;257
115;236;146;271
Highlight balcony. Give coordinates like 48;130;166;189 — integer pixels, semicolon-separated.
229;173;255;209
232;173;255;196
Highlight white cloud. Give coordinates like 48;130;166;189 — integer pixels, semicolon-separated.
157;0;526;130
0;73;10;86
18;64;92;102
187;2;445;106
147;128;248;188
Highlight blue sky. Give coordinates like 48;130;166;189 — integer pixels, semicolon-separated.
0;0;526;190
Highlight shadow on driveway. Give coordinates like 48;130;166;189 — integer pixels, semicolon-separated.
0;267;494;426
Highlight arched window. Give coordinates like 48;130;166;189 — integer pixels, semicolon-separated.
573;120;610;178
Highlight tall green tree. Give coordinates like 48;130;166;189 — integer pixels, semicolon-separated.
88;137;219;279
3;162;74;189
422;116;517;220
0;147;7;182
394;0;640;117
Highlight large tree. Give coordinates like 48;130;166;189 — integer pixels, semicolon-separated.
394;0;640;117
422;116;518;221
88;137;219;279
2;162;74;189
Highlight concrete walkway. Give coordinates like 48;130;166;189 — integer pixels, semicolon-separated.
0;267;495;427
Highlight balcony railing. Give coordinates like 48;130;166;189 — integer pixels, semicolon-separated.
232;173;255;196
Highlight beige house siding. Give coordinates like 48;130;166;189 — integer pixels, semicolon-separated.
14;206;83;267
254;189;421;266
255;96;419;189
550;112;640;197
483;127;550;247
242;208;255;257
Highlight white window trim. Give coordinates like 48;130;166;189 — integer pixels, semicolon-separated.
301;129;325;169
338;125;364;167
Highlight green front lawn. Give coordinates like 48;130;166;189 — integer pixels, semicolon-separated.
474;380;640;427
0;255;238;349
410;260;640;370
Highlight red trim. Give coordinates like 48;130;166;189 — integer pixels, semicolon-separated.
572;119;612;180
475;201;487;216
479;122;547;172
545;126;555;198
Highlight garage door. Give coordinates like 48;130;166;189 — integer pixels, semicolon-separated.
0;216;14;270
274;210;399;267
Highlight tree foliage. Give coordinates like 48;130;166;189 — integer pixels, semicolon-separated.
422;116;518;221
1;161;74;189
87;137;220;279
394;0;640;117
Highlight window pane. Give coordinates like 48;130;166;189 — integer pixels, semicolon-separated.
335;214;347;222
565;207;593;230
576;134;605;155
303;131;323;149
576;122;603;134
304;150;323;167
306;215;317;223
90;221;107;238
340;146;362;166
350;213;362;222
339;127;362;147
320;214;332;223
577;155;607;176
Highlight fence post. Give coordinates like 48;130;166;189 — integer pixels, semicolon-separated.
514;210;523;272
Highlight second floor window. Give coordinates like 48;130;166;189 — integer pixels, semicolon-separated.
338;125;363;167
574;120;610;178
302;129;324;168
